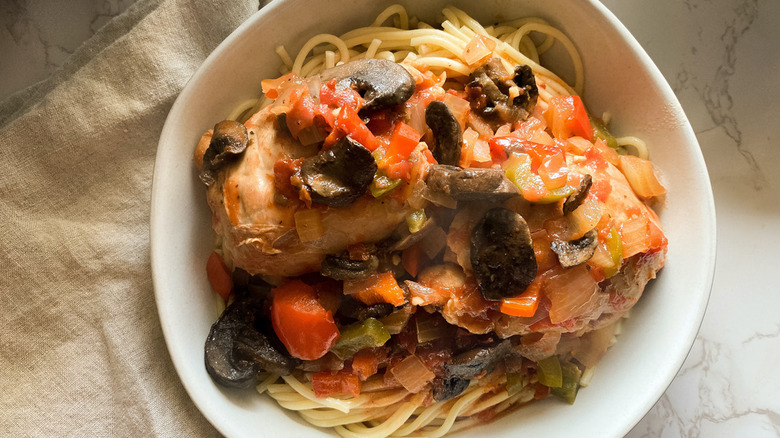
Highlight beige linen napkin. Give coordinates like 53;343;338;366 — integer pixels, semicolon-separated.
0;1;259;435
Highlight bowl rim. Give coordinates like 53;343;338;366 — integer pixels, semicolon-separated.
150;1;716;437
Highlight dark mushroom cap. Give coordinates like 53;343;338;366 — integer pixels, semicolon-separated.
199;120;249;186
335;295;395;322
432;377;471;402
470;207;537;300
319;58;416;111
321;252;379;281
300;136;377;207
551;228;598;268
204;293;299;388
425;164;520;202
425;101;462;166
444;340;516;379
465;58;539;125
563;174;593;215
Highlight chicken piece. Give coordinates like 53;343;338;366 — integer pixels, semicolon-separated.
194;108;414;277
425;149;666;338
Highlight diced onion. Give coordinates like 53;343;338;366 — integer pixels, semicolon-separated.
618;155;666;199
566;137;593;154
443;93;470;129
463;35;496;66
389;355;435;393
378;306;413;335
294;209;324;242
619;215;650;258
544;265;599;324
467;112;494;138
545;199;602;241
472;138;491;163
407;96;429;135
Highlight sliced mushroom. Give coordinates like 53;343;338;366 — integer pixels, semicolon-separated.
425;165;520;202
300;136;377;206
321;252;379;280
425;101;462;166
432;377;471;402
471;207;537;300
319;58;416;111
465;58;539;125
551;228;598;268
563;174;593;215
233;325;300;376
199;120;249;186
444;340;516;379
336;295;395;322
204;294;299;388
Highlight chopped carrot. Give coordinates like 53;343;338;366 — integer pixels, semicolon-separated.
344;272;406;307
351;350;380;381
499;279;542;317
271;280;340;360
206;251;232;301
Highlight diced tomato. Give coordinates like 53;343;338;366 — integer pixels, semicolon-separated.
206;251;233;301
285;90;315;138
589;178;612;202
351;350;380;381
271;280;340;360
319;79;364;112
312;370;362;398
402;243;423;278
273;157;303;200
385;159;412;181
500;278;542;317
325;105;381;151
544;95;593;140
387;122;421;162
584;145;609;172
365;109;398;136
523;142;568;189
261;73;301;99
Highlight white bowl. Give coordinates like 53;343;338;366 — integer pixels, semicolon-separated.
151;1;716;437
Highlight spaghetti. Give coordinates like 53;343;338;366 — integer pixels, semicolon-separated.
196;5;667;438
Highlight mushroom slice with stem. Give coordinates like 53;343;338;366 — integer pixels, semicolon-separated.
425;101;462;166
199;120;249;186
300;136;377;207
425;164;520;202
550;228;598;268
444;340;517;379
204;293;299;388
319;58;416;111
465;58;539;126
471;207;537;301
563;174;593;215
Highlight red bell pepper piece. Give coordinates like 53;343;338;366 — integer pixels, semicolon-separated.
206;251;233;302
312;370;362;398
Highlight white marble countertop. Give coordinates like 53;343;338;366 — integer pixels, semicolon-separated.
2;0;778;436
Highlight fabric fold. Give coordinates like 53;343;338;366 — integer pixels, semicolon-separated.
0;1;259;436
